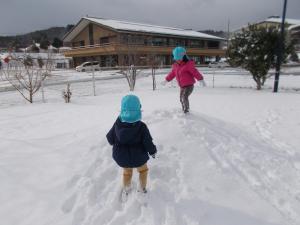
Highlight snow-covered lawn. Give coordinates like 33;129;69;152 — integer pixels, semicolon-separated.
0;70;300;225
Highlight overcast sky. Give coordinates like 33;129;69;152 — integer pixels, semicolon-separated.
0;0;299;36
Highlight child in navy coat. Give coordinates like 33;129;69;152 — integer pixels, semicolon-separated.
106;95;157;194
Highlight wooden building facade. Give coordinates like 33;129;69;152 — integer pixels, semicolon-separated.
63;17;225;67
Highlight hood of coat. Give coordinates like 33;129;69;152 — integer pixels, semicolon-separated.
115;118;142;145
120;95;142;123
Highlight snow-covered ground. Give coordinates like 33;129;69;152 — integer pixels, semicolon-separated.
0;68;300;225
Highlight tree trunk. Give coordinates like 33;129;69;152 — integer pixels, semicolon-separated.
252;73;262;90
152;67;156;90
256;79;262;90
262;76;266;86
29;90;33;103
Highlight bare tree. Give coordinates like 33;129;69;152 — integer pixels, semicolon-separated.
118;64;139;91
0;53;52;103
118;34;161;91
119;34;144;91
62;83;72;103
147;53;161;91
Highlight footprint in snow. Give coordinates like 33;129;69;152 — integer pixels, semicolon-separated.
61;193;77;214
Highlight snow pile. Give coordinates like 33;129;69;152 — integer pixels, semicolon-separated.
0;71;300;225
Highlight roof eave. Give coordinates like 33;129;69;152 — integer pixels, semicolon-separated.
62;18;85;42
64;17;225;42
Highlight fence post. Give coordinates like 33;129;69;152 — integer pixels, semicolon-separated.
92;64;96;96
212;69;215;88
41;78;45;102
152;66;156;90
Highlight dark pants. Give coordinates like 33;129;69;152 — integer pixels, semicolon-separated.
180;85;194;112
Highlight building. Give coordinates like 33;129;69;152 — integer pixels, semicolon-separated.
236;17;300;54
22;43;58;53
62;17;225;67
259;17;300;53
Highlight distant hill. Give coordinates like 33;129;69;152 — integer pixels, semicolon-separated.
0;25;74;49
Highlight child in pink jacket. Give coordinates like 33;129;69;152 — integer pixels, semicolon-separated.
164;47;206;113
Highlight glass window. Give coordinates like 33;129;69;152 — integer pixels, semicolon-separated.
207;41;220;48
189;40;205;48
169;38;185;47
100;37;109;44
152;37;167;46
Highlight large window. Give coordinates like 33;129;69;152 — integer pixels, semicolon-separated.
100;37;109;44
189;40;205;48
207;41;220;48
152;37;167;46
169;38;185;47
120;34;145;45
89;24;94;45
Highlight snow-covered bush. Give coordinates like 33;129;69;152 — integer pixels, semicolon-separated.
62;83;72;103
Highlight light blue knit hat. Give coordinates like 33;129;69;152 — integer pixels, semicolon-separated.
172;46;186;60
120;95;142;123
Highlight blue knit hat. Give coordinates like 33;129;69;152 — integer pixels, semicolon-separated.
172;46;187;60
120;95;142;123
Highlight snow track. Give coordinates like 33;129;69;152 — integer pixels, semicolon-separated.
60;109;299;225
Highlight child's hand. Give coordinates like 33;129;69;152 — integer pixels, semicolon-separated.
161;80;167;86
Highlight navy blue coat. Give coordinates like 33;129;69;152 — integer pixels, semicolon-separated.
106;118;157;168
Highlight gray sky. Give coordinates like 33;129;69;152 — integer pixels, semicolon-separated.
0;0;299;36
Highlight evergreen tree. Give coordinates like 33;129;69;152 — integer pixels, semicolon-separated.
30;43;40;53
228;24;294;90
8;37;21;52
40;37;50;50
52;37;63;48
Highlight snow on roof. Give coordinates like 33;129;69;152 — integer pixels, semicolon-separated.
23;43;58;52
234;17;300;33
63;17;224;42
288;24;300;31
265;18;300;26
48;45;58;50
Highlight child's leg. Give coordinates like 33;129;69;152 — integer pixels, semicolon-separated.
137;164;148;189
123;168;133;188
182;85;194;112
179;88;185;111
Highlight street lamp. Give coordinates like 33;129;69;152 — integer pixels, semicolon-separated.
273;0;288;93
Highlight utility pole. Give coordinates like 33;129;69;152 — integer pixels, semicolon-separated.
273;0;288;93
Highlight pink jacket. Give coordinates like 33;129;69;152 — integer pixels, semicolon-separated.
165;60;203;88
